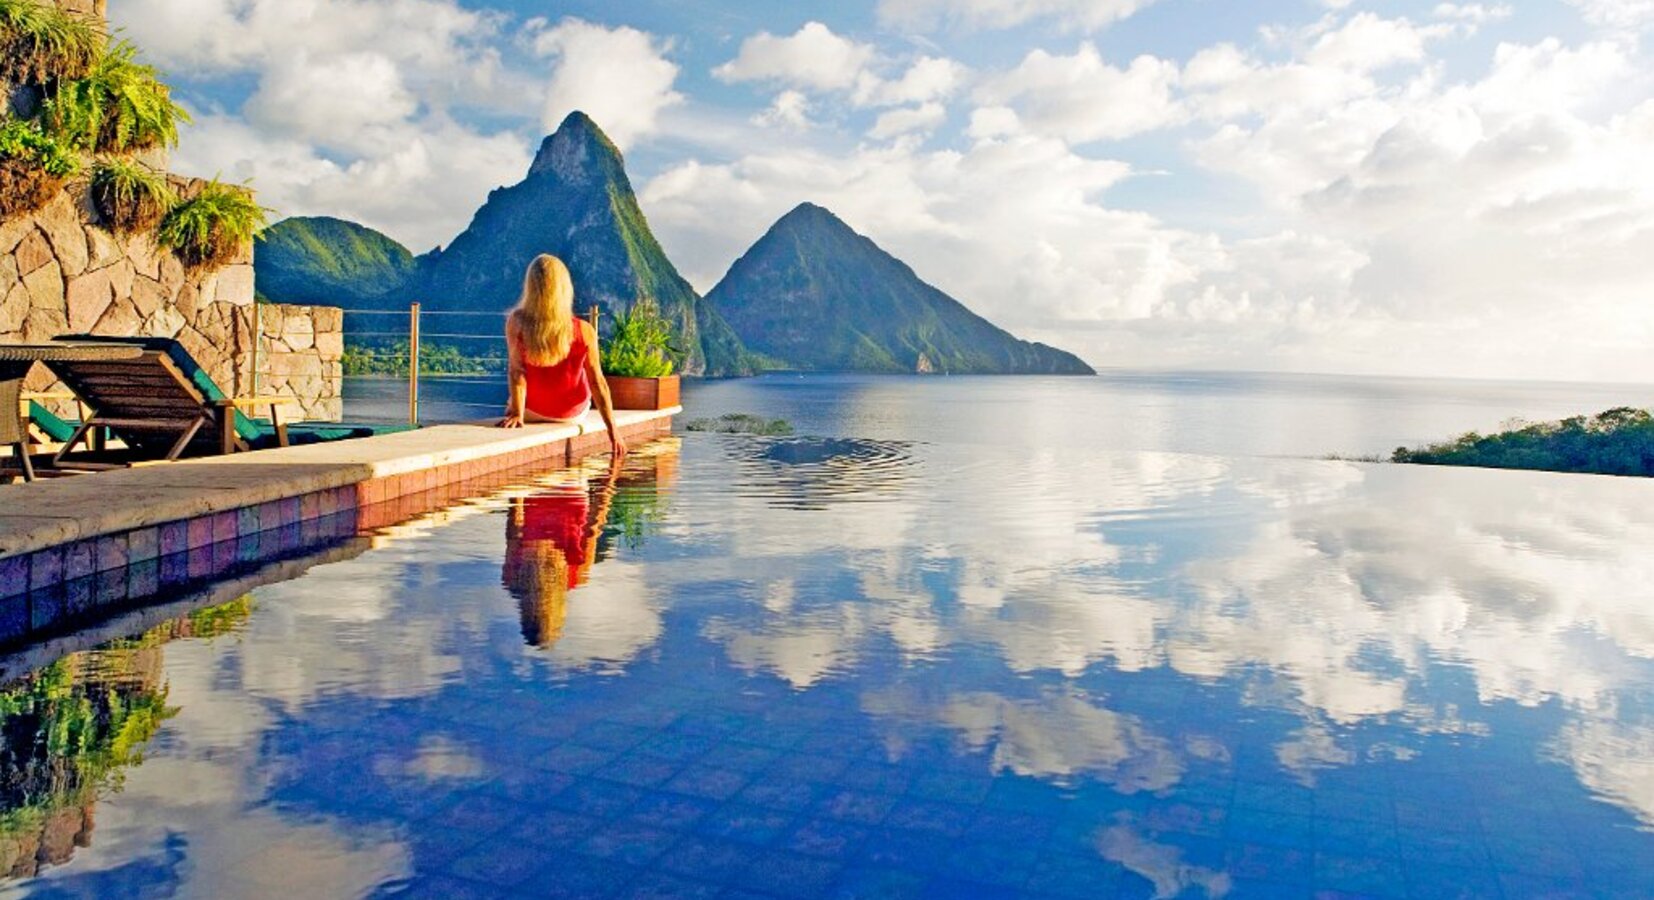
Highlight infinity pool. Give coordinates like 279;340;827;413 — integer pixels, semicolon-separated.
2;435;1651;898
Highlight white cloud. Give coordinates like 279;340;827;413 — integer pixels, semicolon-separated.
713;21;876;92
244;51;418;149
754;90;812;130
854;56;971;107
877;0;1161;33
975;44;1183;142
1565;0;1654;29
533;18;684;150
869;102;948;140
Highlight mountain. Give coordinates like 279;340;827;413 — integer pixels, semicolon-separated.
255;216;416;307
706;203;1095;375
414;112;752;376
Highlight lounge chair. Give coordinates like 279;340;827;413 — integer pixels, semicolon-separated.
41;335;410;463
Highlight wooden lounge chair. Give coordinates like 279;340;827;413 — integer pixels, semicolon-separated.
42;336;289;463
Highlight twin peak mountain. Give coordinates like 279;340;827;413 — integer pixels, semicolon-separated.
255;112;1094;377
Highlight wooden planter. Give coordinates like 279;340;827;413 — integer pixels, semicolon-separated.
606;374;679;410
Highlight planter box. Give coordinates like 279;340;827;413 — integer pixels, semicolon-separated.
606;374;679;411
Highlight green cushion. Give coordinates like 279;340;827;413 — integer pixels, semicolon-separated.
245;420;416;450
55;335;261;440
27;401;77;443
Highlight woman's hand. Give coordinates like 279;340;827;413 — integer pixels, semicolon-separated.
499;413;523;429
610;434;628;458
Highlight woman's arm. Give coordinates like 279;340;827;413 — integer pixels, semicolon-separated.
500;315;528;428
582;320;627;457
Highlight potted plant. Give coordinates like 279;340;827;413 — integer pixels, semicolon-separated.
0;117;78;216
155;177;267;270
89;157;174;232
601;298;680;410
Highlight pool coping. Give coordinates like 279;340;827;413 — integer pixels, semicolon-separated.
0;407;677;593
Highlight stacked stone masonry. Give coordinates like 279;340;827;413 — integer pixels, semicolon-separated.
0;0;344;422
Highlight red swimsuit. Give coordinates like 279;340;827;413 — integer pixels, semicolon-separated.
519;326;592;420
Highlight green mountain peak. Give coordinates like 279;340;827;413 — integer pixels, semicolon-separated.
708;204;1095;375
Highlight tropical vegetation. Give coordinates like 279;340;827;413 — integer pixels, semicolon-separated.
255;216;416;307
1392;407;1654;477
342;340;505;376
0;116;78;215
89;156;173;232
46;40;188;154
156;178;268;269
0;0;102;85
601;298;677;378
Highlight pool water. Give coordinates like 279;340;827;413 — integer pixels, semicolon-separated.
2;435;1652;898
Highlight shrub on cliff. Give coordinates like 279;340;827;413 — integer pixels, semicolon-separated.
156;179;267;270
1393;407;1654;477
0;0;103;85
47;41;188;155
0;117;78;216
90;157;174;232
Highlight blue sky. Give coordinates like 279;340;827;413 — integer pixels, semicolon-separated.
112;0;1654;381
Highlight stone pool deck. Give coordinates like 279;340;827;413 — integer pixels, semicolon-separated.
0;407;676;639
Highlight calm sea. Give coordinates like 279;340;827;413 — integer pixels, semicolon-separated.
346;371;1654;458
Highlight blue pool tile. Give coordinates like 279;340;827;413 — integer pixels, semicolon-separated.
500;809;602;850
856;828;955;875
1401;862;1504;899
908;770;993;806
882;799;974;837
654;835;753;883
527;851;640;899
425;792;534;835
537;742;621;776
836;763;914;795
1493;870;1597;899
1317;789;1396;825
917;877;1022;899
602;751;684;787
578;720;657;752
664;765;751;801
1236;779;1316;816
444;840;548;889
815;790;900;826
1227;807;1315;849
981;779;1067;816
695;803;794;846
963;809;1055;847
1314;851;1409;897
827;866;929;900
1022;852;1125;898
1316;816;1400;858
617;871;722;900
622;791;718;831
784;818;871;860
547;778;648;819
373;873;507;900
578;820;679;866
736;775;822;813
739;850;842;897
939;841;1038;889
1225;841;1313;885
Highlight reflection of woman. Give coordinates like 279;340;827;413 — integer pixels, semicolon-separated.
502;463;619;647
498;254;626;459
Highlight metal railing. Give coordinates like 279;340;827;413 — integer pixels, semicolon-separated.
328;302;601;427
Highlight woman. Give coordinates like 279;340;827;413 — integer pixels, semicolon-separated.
499;254;625;458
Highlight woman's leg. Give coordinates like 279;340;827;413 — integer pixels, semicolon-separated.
521;400;592;425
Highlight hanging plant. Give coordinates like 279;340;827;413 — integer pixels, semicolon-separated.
47;41;189;155
89;157;174;233
155;179;268;270
0;117;79;216
0;0;103;86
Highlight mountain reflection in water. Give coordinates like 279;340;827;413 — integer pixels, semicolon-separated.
0;435;1650;898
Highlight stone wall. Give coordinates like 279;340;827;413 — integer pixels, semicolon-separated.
0;0;345;423
257;304;343;421
0;188;258;400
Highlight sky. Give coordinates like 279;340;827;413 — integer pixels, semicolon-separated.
108;0;1654;382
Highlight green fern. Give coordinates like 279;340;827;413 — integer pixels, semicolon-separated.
48;41;189;154
0;0;103;85
601;298;678;378
0;117;78;216
156;179;269;270
90;157;175;232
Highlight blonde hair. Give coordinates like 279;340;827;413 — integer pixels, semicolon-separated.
512;254;576;365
